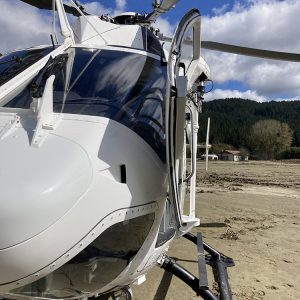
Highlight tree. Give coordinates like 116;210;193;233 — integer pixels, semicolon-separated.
278;147;300;159
248;119;293;159
198;99;300;148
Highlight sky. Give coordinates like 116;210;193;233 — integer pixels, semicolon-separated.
1;0;300;102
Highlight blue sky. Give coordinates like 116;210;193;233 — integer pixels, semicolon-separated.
90;0;300;101
1;0;300;102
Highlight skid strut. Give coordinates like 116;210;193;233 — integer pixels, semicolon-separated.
160;256;219;300
159;232;234;300
184;232;234;300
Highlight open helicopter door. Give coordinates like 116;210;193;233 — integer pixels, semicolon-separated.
166;9;201;234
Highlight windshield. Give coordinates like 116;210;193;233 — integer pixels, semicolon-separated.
0;47;52;87
4;47;168;161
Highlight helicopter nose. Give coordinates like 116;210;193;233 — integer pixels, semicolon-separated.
0;128;93;250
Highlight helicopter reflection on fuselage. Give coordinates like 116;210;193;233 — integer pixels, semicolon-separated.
4;46;168;162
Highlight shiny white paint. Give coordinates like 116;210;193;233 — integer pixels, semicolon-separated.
73;16;144;49
0;3;211;298
0;122;93;249
0;112;167;290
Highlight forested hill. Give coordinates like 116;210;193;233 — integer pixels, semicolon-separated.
198;98;300;148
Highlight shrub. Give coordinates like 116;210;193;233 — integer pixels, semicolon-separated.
277;147;300;159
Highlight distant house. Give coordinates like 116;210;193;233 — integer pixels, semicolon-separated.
220;150;247;161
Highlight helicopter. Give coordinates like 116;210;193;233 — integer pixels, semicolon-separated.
1;1;300;300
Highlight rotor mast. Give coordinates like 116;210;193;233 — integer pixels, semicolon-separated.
54;0;74;43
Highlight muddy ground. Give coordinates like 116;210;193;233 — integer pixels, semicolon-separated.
133;160;300;300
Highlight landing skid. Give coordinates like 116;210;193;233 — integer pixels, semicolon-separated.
159;232;234;300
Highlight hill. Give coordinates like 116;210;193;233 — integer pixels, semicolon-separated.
198;98;300;148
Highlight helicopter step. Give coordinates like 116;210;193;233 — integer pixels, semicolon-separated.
158;232;234;300
183;232;235;300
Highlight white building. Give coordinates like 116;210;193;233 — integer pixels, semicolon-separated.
200;154;219;160
220;150;243;161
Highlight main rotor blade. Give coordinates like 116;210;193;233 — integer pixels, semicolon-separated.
20;0;82;17
202;41;300;62
146;0;180;22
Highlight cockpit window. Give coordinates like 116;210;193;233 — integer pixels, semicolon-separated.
0;47;52;87
5;48;168;161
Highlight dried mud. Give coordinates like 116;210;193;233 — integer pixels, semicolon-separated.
133;160;300;300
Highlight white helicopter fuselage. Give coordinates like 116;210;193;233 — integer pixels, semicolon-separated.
0;11;209;299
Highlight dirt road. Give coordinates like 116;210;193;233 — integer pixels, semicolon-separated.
133;160;300;300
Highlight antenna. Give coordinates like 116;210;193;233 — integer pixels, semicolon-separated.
205;117;210;171
198;117;211;171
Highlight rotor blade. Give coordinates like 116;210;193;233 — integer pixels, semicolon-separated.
19;0;83;17
202;41;300;62
159;0;180;12
146;0;179;22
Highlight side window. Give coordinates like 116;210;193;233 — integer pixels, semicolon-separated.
0;47;52;87
143;28;163;56
180;27;194;72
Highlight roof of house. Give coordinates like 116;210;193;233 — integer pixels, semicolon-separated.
222;150;241;155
